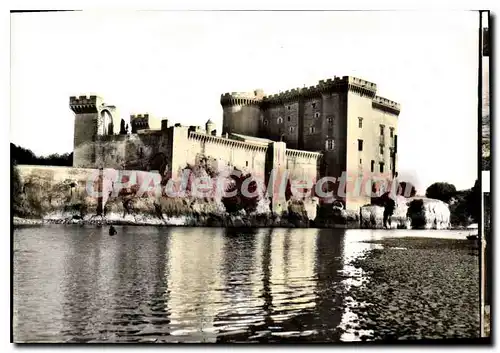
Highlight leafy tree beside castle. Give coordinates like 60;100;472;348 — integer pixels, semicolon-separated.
221;171;259;214
425;182;457;203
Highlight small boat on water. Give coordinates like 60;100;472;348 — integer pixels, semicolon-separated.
109;225;117;236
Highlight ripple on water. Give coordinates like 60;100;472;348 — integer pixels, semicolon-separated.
13;226;468;342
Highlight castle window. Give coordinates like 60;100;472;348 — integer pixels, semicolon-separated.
380;125;385;136
358;117;363;128
326;139;334;150
379;162;385;173
287;106;291;110
360;159;362;164
264;120;268;126
371;160;375;172
380;146;384;155
358;139;363;151
312;103;316;109
277;117;283;124
246;161;248;167
309;126;315;134
314;112;320;118
289;126;294;133
390;127;394;137
327;117;333;125
287;116;291;122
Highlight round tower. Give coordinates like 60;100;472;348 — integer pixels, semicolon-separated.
205;119;216;135
220;90;264;137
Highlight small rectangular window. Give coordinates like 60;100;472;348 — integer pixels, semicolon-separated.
390;128;394;138
326;139;334;150
312;103;316;109
289;126;294;133
380;146;384;155
327;117;333;125
287;116;291;122
359;159;362;164
379;162;384;173
309;126;315;134
287;106;291;110
358;117;363;128
246;161;248;167
371;160;375;172
380;125;384;136
358;139;363;151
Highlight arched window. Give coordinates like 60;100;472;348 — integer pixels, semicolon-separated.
263;120;268;126
289;126;294;133
100;109;113;135
277;117;283;124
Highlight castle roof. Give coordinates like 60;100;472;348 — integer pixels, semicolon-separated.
206;118;214;124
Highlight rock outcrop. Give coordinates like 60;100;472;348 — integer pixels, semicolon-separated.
407;198;451;229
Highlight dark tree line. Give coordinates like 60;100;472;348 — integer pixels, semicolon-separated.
11;143;73;166
426;181;479;225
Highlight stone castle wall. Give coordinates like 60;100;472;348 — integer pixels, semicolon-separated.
70;76;399;212
71;118;321;214
220;76;400;211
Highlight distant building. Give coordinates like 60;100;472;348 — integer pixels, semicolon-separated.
69;76;400;211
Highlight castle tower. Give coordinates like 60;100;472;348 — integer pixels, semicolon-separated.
70;95;120;167
130;114;150;133
205;118;216;135
70;95;103;167
220;90;264;137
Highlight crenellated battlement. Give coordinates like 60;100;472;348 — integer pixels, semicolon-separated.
130;113;150;120
69;95;103;113
372;95;401;115
220;90;264;107
220;76;380;108
261;76;378;106
130;113;151;132
346;76;377;90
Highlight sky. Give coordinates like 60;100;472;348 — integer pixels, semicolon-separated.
10;10;479;193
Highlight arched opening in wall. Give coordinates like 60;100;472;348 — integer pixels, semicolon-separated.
100;109;114;135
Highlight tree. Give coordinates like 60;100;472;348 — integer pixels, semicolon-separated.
425;182;457;203
221;170;259;214
465;179;480;223
11;143;72;166
120;119;127;134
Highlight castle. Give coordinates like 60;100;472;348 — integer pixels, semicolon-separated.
70;76;400;212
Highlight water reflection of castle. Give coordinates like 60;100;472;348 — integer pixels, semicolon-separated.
58;228;347;342
165;228;345;342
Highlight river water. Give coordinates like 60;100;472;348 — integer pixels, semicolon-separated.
13;225;467;343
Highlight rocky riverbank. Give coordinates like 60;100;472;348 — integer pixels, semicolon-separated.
345;237;480;341
12;211;361;228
